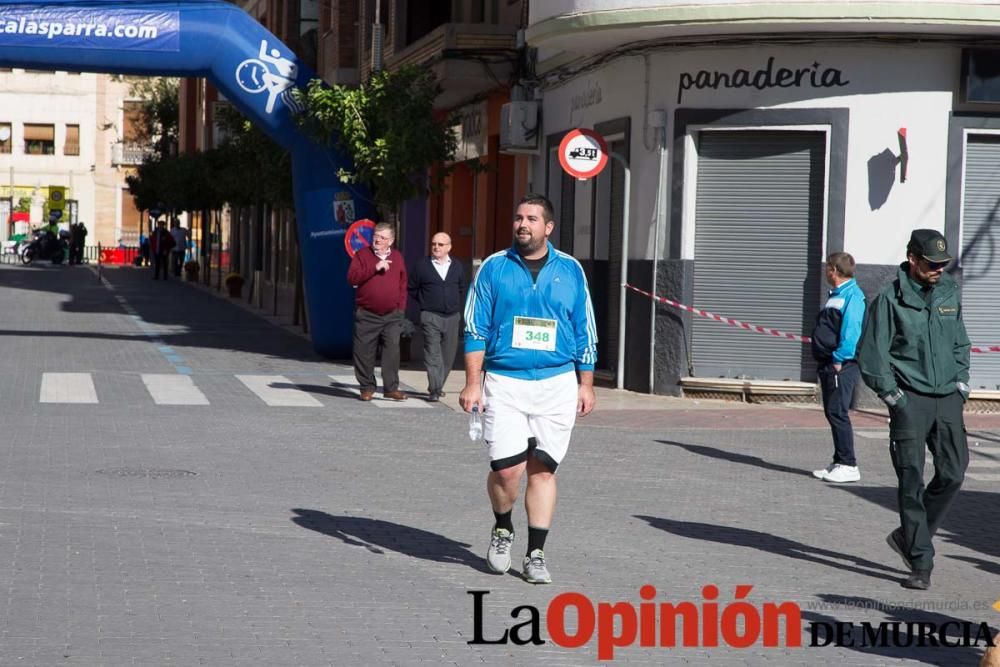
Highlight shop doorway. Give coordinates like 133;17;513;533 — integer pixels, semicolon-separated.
959;134;1000;389
546;121;631;386
689;130;825;381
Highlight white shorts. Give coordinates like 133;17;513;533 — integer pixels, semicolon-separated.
482;371;579;472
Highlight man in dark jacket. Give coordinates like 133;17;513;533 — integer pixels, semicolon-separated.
150;219;175;280
347;222;408;401
408;232;467;401
858;229;971;591
69;222;87;264
811;252;866;483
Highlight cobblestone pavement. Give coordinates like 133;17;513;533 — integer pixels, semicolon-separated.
0;263;995;666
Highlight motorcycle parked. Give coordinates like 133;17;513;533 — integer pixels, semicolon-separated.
20;229;68;265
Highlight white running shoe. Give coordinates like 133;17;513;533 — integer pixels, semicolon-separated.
522;549;552;584
812;462;837;480
486;528;514;573
822;464;861;483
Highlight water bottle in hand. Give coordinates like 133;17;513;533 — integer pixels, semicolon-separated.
468;406;483;441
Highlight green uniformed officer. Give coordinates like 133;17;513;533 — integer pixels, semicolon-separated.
857;228;970;590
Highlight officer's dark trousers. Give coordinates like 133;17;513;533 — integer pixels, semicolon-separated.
819;361;860;466
888;390;968;572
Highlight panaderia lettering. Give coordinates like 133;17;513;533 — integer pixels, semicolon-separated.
677;57;849;103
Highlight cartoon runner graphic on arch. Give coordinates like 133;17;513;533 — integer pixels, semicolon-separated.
235;38;301;114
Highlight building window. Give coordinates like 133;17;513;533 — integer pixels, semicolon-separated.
24;124;55;155
299;0;319;70
64;124;80;156
962;49;1000;104
123;100;145;143
405;0;448;46
0;123;10;154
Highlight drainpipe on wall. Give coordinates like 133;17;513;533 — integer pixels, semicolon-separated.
613;151;631;391
371;0;384;74
648;110;668;393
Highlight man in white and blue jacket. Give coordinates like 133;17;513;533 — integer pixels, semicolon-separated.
459;193;597;585
811;252;866;483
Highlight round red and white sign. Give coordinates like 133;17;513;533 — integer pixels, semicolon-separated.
558;128;608;180
344;218;376;257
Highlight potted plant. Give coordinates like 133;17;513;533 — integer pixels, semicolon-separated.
183;260;200;281
224;272;245;298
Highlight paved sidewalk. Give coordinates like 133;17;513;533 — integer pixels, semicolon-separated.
181;262;1000;430
0;263;994;666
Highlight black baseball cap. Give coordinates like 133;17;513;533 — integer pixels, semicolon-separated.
907;229;952;263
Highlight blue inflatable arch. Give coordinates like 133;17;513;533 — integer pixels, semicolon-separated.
0;0;374;356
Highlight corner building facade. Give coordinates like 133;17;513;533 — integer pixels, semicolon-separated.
526;1;1000;394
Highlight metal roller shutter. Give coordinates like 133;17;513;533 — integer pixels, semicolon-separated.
960;136;1000;390
692;130;825;380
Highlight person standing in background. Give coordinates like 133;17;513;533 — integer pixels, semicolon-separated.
150;219;175;280
170;221;188;277
347;222;408;402
811;252;866;483
408;233;467;401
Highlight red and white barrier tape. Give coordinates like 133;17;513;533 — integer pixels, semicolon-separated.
624;283;811;343
625;283;1000;353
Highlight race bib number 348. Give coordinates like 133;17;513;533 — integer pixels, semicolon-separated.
512;316;557;351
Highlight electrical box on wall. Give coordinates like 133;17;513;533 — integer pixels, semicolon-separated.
499;101;539;154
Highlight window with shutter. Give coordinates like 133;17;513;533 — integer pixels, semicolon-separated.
24;124;55;155
65;125;80;156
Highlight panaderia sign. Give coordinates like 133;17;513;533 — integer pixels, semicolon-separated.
677;56;849;103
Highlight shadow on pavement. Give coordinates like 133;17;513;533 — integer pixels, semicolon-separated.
968;430;1000;445
654;437;999;578
947;554;1000;576
802;596;997;667
635;515;906;583
0;264;331;363
827;486;1000;578
270;382;358;401
655;439;812;477
290;509;492;573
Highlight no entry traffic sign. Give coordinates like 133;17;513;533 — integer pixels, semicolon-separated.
558;128;609;180
344;219;376;257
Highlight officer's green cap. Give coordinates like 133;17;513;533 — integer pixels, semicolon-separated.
907;229;952;263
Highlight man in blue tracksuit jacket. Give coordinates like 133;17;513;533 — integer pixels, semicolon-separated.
811;252;866;483
460;193;597;585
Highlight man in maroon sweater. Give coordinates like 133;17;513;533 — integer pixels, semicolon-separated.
347;222;408;401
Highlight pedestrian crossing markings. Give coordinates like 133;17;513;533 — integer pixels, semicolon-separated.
38;372;434;408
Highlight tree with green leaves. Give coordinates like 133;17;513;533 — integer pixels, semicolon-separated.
295;65;457;219
125;76;180;159
125;107;293;219
213;104;293;208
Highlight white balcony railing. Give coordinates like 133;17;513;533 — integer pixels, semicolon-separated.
112;142;154;166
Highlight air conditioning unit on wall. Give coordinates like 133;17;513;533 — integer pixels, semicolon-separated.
499;101;539;154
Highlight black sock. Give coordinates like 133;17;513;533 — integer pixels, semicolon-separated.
527;526;548;554
493;510;514;533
